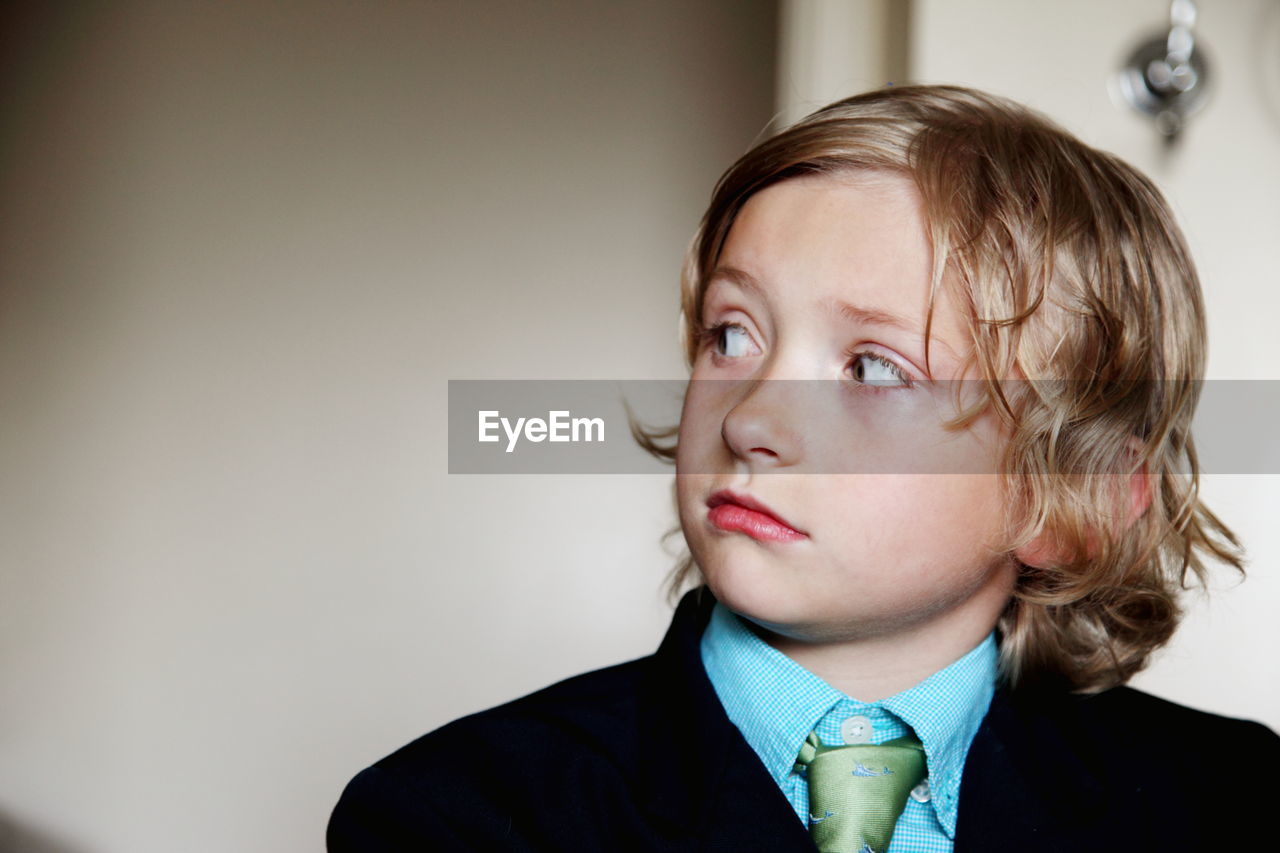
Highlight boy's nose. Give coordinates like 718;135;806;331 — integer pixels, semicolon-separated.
719;378;812;470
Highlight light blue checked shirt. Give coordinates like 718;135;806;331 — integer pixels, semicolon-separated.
699;601;998;852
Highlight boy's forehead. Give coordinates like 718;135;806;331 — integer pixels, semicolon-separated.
705;266;920;338
716;177;931;299
702;174;971;374
729;171;926;253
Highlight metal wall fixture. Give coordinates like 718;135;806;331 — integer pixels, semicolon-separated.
1111;0;1210;143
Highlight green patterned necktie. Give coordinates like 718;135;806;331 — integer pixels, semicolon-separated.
793;729;926;853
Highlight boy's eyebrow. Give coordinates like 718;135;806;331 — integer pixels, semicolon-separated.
707;265;918;333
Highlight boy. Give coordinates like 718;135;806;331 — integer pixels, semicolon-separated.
328;85;1279;851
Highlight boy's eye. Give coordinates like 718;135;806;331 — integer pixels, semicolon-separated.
700;321;912;389
719;324;752;357
849;352;911;388
702;322;754;358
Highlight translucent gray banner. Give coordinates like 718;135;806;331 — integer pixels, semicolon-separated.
447;380;1280;474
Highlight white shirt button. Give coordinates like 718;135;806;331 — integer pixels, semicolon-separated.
840;715;873;744
910;778;932;803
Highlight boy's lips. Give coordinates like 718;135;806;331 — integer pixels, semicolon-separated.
706;489;808;541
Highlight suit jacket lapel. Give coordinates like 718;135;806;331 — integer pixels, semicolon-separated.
635;586;815;850
955;683;1163;852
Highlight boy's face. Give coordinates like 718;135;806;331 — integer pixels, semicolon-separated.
675;170;1018;654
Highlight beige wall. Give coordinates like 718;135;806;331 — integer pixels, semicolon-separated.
910;0;1280;723
0;2;776;851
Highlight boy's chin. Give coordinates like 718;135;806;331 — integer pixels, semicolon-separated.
703;567;814;633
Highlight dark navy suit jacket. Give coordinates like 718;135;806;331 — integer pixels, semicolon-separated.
328;585;1280;851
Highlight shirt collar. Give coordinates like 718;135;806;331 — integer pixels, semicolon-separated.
699;601;998;837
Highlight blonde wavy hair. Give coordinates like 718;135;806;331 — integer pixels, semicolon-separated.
632;84;1245;694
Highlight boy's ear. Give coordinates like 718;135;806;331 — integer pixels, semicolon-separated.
1014;437;1153;568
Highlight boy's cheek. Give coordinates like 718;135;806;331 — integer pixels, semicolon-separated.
675;394;734;474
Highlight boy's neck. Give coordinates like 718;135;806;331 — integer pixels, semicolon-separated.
744;604;1004;702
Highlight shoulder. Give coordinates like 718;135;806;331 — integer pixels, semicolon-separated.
327;656;654;850
1076;685;1280;791
1011;683;1278;812
1068;684;1280;746
961;682;1280;848
382;654;649;777
1004;681;1280;756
